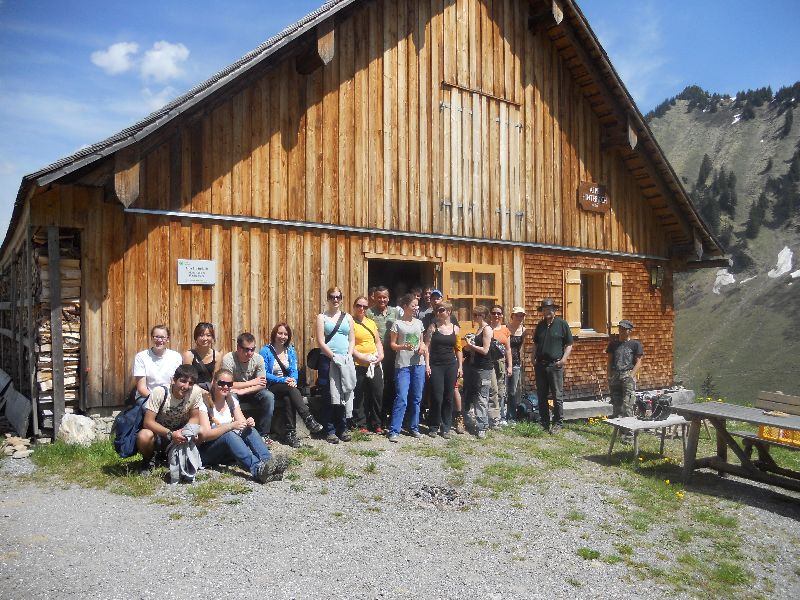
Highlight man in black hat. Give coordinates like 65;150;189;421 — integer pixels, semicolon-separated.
606;320;643;430
532;298;573;433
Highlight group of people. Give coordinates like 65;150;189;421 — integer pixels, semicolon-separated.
130;284;644;480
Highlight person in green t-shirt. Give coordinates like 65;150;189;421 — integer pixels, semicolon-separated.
532;298;573;434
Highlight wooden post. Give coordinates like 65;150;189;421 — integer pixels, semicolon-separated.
10;256;18;387
25;229;39;436
48;226;65;436
683;418;702;483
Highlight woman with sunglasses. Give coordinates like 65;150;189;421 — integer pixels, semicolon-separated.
424;302;462;438
314;287;356;444
197;368;288;483
387;293;428;442
506;307;530;425
489;305;513;427
133;324;183;401
462;305;493;439
182;322;220;391
351;296;384;433
260;322;323;448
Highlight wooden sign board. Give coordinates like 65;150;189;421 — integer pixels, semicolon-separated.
177;259;216;285
578;181;610;213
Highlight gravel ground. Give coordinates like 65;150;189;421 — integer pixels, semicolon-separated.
1;428;799;600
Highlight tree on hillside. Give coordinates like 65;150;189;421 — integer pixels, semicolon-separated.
745;192;769;239
769;148;800;224
780;109;793;139
696;154;713;187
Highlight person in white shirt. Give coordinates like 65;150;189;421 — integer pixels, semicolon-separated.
132;324;183;400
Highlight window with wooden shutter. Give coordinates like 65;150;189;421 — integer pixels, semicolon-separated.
564;269;582;336
443;262;502;326
563;269;623;337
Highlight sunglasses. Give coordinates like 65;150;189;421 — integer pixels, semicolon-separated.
239;346;256;353
354;303;369;309
152;335;168;340
491;311;503;316
328;294;342;300
216;380;234;388
436;307;448;313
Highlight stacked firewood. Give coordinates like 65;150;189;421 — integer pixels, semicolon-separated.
32;231;81;429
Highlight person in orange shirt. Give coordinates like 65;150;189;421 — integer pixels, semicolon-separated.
351;296;385;433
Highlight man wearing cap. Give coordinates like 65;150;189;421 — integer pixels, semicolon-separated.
606;320;643;432
532;298;573;433
422;289;460;330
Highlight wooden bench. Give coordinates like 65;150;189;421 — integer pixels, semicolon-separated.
606;414;689;465
731;392;800;480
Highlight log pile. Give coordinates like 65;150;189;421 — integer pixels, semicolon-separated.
32;230;81;429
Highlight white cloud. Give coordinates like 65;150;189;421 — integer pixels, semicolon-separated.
141;41;189;83
91;41;139;75
142;86;179;112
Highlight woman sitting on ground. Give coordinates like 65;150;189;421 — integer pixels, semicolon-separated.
198;368;288;483
259;322;323;447
182;321;221;391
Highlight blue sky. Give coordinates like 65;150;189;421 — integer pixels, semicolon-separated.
1;0;798;240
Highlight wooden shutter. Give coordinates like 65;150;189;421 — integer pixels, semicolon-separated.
564;269;582;335
608;271;623;334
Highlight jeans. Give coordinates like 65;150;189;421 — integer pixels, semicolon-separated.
535;363;565;428
390;364;425;435
199;428;271;478
353;364;384;430
270;382;310;433
463;365;492;432
428;362;457;433
318;355;347;435
489;357;507;424
506;365;522;421
237;389;275;435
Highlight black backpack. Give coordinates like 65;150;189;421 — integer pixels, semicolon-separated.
112;386;167;458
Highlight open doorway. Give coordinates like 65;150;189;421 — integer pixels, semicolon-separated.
367;259;436;305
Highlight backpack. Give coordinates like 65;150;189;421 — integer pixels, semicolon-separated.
112;386;167;458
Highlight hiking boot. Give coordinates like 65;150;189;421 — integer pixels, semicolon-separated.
409;430;423;439
326;433;340;444
477;430;487;440
388;433;400;443
284;430;301;448
427;429;439;438
455;413;466;435
338;431;352;442
303;414;324;434
256;455;288;483
138;455;157;474
440;430;451;440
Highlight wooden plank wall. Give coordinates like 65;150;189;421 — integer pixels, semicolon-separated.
131;0;669;258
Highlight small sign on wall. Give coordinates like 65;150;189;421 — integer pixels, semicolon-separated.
578;181;610;213
177;259;216;285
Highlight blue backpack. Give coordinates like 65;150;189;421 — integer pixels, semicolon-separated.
112;386;167;458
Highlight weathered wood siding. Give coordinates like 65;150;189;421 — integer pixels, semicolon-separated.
132;0;669;257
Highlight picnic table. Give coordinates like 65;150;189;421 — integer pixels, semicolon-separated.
605;414;688;464
673;402;800;492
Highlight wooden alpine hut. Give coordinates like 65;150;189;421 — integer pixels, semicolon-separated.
0;0;724;435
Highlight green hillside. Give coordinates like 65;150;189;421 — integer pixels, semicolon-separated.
647;84;800;403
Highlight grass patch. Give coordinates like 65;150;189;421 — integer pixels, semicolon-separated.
363;462;378;474
505;421;545;438
677;553;701;568
565;509;584;522
351;448;381;458
186;478;251;507
296;447;328;462
692;508;738;529
349;430;372;442
285;472;301;481
474;462;539;493
627;510;651;532
674;527;693;543
30;440;161;497
314;462;347;480
576;547;600;560
412;445;466;471
290;483;305;492
168;512;183;520
602;554;623;565
711;562;752;586
614;542;633;556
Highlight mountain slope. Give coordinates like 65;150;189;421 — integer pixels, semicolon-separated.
647;86;800;402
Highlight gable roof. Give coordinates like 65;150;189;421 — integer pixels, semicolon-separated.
2;0;723;260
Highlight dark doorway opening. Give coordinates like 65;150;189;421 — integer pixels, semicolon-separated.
367;259;435;305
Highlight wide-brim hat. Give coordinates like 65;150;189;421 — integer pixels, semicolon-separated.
511;306;526;315
538;298;560;311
